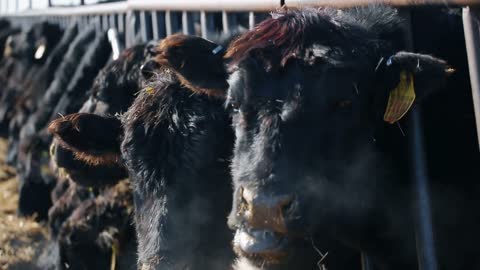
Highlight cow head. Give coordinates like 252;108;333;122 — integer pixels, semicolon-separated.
48;43;160;188
80;43;157;115
223;7;451;269
4;21;62;63
119;34;233;269
56;180;134;270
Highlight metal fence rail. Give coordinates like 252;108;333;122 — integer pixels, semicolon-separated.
1;0;479;45
0;1;480;270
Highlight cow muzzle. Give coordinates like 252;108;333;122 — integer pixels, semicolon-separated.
234;187;296;260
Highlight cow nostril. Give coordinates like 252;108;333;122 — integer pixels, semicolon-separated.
238;187;253;216
241;187;254;205
280;196;295;216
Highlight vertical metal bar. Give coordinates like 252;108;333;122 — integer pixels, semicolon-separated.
117;13;125;33
172;11;181;34
103;14;109;31
151;11;159;40
144;11;153;41
182;10;193;35
463;7;480;149
133;11;141;45
140;10;148;41
401;9;438;270
200;11;207;39
126;10;135;48
249;11;255;30
97;16;103;31
109;14;116;30
231;13;238;31
410;107;438;270
165;10;172;36
182;11;188;34
222;11;230;34
28;0;31;10
361;253;375;270
15;0;18;12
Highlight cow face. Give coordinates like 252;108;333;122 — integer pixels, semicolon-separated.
48;43;160;188
120;34;234;270
5;21;62;63
79;43;158;116
225;8;451;268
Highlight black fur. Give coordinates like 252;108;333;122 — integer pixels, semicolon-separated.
225;6;473;270
121;70;234;269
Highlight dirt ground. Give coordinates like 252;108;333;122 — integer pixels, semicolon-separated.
0;139;48;270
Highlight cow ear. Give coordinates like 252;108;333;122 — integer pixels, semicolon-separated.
48;113;122;166
156;34;228;98
379;51;453;124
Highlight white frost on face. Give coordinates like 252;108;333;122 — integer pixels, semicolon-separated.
233;257;263;270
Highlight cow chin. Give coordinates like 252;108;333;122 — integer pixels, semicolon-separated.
233;228;290;267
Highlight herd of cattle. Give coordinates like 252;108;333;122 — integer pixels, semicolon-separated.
1;4;480;270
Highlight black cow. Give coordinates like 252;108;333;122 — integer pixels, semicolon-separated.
6;22;79;167
48;176;94;238
0;21;63;135
50;43;156;189
16;26;111;220
49;34;235;270
223;6;480;270
45;42;160;270
56;179;136;270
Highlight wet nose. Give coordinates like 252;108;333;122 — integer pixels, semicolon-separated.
240;187;295;234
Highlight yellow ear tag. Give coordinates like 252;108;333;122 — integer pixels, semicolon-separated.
383;71;416;124
35;44;46;60
145;87;155;95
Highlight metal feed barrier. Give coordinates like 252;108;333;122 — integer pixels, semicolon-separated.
1;1;480;270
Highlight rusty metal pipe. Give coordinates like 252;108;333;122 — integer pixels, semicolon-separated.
200;11;207;39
